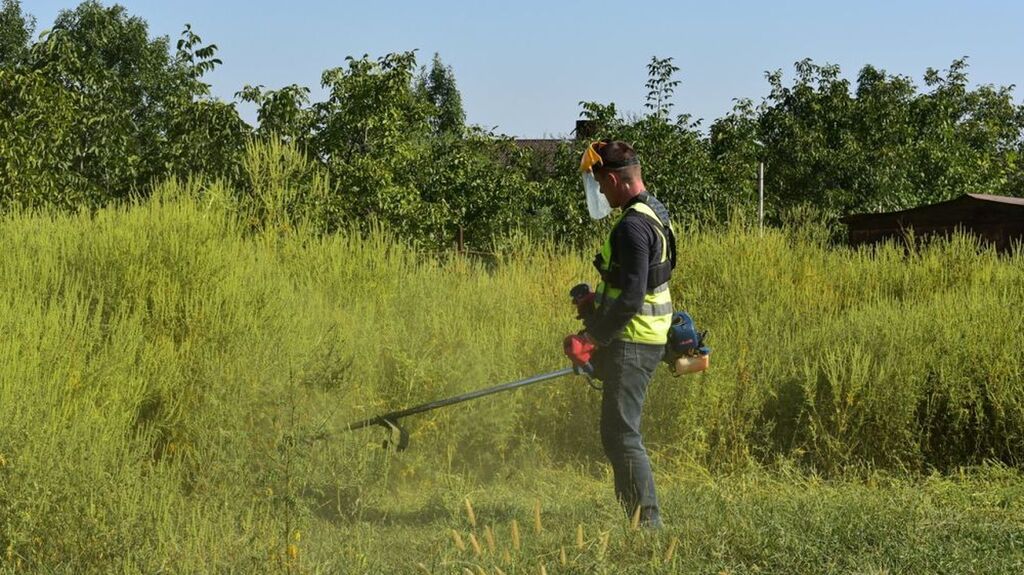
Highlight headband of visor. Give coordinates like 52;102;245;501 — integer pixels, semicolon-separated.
579;140;640;173
579;141;639;220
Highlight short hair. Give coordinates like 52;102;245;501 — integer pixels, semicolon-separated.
594;140;641;180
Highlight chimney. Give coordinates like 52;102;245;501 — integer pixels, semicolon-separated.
575;119;597;141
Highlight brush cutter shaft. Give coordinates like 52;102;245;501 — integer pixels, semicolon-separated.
346;366;577;432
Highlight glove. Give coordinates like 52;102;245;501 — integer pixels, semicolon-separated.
574;291;596;320
563;332;596;370
569;283;596;320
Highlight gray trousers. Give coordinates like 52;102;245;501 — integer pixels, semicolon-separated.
592;339;664;527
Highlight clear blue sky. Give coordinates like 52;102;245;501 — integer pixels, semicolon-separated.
25;0;1024;138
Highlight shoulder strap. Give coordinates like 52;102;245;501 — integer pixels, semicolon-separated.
628;194;677;271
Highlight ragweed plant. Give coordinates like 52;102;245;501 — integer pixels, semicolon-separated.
1;172;1022;573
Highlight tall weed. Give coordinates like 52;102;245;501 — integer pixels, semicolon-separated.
2;176;1022;571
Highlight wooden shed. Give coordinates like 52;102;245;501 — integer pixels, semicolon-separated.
841;193;1024;252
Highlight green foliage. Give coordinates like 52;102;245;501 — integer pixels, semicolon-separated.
579;58;722;221
3;6;1024;570
0;67;94;209
164;98;250;185
303;51;436;241
5;0;1022;246
411;130;540;250
237;83;313;143
233;51;539;251
236;137;338;234
312;51;430;160
0;0;32;66
33;2;188;193
913;58;1024;201
165;24;250;182
740;58;1024;220
174;23;220;87
578;100;623;134
526;140;603;247
645;56;681;120
417;52;466;137
0;1;247;209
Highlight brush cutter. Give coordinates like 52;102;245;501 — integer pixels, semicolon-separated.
337;284;708;451
342;365;586;451
325;284;596;451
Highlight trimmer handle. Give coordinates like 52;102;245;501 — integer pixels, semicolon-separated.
569;283;596;320
569;283;592;302
574;362;594;376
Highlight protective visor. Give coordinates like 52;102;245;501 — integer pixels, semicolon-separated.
579;142;606;174
579;141;612;220
582;172;612;220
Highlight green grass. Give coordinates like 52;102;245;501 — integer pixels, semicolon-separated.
324;464;1024;574
1;170;1023;573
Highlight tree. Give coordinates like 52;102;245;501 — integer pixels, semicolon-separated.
630;57;717;214
751;58;1024;220
166;23;249;183
417;53;466;137
305;51;432;236
237;83;313;143
847;64;917;210
645;56;680;120
0;0;32;67
0;1;247;209
756;59;858;217
709;97;762;213
910;58;1024;203
577;101;623;136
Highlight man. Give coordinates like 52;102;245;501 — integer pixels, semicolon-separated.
565;140;676;529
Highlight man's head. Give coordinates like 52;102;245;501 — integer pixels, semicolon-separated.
585;140;645;209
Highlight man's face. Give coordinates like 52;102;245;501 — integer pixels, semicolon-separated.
595;170;621;208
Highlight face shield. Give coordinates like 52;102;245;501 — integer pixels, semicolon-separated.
582;171;612;220
579;142;612;220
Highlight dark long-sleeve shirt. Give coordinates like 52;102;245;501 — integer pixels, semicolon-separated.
587;192;671;345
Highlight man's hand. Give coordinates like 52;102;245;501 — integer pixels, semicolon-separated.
570;286;596;320
563;332;596;369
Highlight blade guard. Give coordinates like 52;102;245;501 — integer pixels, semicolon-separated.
380;418;410;451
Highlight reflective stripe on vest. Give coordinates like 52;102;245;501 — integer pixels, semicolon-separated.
595;201;673;344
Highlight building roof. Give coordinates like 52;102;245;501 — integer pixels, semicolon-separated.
512;139;563;155
841;193;1024;225
966;193;1024;206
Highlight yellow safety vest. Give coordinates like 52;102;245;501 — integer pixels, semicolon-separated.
594;201;673;344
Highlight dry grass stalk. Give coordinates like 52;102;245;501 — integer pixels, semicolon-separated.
451;529;466;552
484;525;496;552
539;564;548;575
599;532;610;557
533;500;543;534
664;537;679;563
416;562;431;574
468;533;483;556
576;524;584;549
630;506;642;530
496;567;508;575
502;548;512;564
511;519;521;551
465;498;477;528
559;546;567;566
